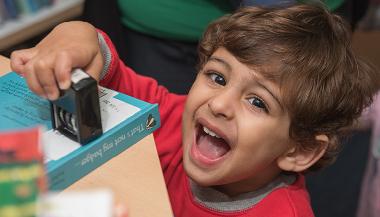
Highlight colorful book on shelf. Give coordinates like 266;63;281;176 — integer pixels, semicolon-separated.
3;0;19;19
1;0;56;22
0;72;161;191
0;1;6;23
26;0;41;13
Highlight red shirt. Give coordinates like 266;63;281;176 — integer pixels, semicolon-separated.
99;31;315;217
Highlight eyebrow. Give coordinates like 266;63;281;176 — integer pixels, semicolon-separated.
208;57;232;72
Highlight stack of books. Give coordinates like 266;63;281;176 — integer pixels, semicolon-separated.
0;0;55;24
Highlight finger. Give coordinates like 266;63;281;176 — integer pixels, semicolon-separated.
10;48;37;75
23;63;46;98
34;60;60;100
54;48;102;84
54;52;73;90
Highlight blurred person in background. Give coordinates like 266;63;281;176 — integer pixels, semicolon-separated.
356;2;380;217
356;95;380;217
82;0;234;94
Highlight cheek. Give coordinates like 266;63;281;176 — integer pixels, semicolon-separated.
237;116;291;156
182;84;205;146
184;81;210;116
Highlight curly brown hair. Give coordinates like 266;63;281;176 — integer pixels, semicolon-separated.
198;4;380;171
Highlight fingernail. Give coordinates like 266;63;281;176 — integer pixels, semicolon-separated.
47;93;53;100
58;80;70;90
47;93;57;101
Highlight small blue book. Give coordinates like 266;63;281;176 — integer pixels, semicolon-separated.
0;1;7;23
3;0;19;19
0;72;160;191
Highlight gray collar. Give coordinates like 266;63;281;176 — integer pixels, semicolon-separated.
190;173;296;212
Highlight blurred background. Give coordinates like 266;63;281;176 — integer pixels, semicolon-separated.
0;0;379;217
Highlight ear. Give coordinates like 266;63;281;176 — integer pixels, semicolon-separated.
277;134;329;172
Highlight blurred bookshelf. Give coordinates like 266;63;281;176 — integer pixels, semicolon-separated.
0;0;84;52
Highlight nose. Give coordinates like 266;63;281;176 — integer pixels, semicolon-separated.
207;89;236;120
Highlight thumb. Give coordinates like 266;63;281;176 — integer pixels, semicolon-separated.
10;48;37;75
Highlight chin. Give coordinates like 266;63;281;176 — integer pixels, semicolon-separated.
185;168;213;187
182;153;223;187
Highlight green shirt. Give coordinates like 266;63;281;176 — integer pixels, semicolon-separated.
117;0;344;42
117;0;234;42
298;0;345;11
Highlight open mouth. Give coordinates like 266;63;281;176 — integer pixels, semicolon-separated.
195;124;231;161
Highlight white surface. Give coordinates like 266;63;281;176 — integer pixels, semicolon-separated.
37;189;113;217
71;68;90;84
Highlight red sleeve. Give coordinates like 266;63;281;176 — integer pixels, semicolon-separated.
97;30;187;174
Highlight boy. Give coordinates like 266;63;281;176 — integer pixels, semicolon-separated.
10;4;380;217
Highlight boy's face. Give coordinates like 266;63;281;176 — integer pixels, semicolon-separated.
182;48;294;194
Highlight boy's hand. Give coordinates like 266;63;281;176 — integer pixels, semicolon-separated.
10;21;104;100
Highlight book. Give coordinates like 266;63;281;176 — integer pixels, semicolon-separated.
3;0;19;19
0;72;161;191
0;1;7;24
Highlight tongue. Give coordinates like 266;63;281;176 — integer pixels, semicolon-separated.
197;134;229;160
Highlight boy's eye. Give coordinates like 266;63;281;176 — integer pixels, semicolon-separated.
248;97;268;112
209;73;226;86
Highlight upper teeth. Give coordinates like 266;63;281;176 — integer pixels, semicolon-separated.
203;126;221;138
